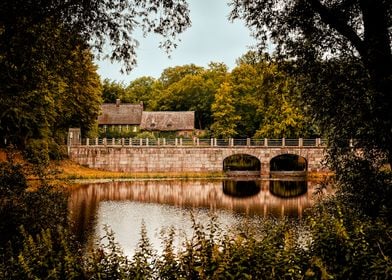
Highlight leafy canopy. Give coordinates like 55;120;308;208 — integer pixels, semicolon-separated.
1;0;191;72
230;0;391;164
0;0;191;156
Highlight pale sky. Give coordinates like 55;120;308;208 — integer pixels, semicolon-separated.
95;0;256;84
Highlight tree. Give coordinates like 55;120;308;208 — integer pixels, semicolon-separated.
159;64;204;87
54;49;102;139
254;97;309;138
230;0;392;220
0;23;102;157
200;63;229;129
235;50;271;67
102;79;128;103
0;0;191;154
229;0;392;165
229;52;315;138
124;76;159;110
230;63;263;137
153;63;227;129
0;0;191;72
210;82;241;138
157;74;211;129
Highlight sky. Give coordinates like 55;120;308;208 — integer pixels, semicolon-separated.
95;0;256;84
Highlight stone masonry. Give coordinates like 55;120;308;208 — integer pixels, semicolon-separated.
68;145;327;176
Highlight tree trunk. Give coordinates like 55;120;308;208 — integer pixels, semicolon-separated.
359;0;392;161
360;0;392;91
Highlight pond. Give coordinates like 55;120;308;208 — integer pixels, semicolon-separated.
68;179;325;256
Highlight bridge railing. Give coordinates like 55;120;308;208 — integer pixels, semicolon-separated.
76;138;326;148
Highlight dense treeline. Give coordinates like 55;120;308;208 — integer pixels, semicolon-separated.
102;52;318;139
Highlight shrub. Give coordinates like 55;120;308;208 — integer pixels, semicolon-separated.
84;225;133;279
134;132;156;139
5;227;83;280
307;198;392;279
24;138;49;166
48;139;67;161
0;158;69;259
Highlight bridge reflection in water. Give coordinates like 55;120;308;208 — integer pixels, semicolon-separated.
69;179;325;246
222;180;262;198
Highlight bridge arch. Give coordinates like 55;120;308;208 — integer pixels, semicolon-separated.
270;154;307;172
223;154;261;175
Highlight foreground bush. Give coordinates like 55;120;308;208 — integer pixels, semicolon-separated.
0;158;68;252
2;205;390;280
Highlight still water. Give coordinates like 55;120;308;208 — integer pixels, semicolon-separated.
68;179;322;256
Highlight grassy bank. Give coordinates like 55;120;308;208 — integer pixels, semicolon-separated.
50;160;225;180
52;160;331;180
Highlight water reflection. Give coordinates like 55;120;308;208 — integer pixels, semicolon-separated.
69;179;322;246
68;180;318;226
222;180;261;198
269;180;308;198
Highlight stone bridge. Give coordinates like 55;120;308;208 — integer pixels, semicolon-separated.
67;136;327;177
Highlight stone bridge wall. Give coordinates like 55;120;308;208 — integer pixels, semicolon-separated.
68;146;327;176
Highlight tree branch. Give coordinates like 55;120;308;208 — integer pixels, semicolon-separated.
307;0;366;57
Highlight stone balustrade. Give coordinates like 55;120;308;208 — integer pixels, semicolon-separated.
77;138;326;148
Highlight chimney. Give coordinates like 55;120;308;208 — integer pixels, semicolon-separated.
116;99;121;107
140;101;144;110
